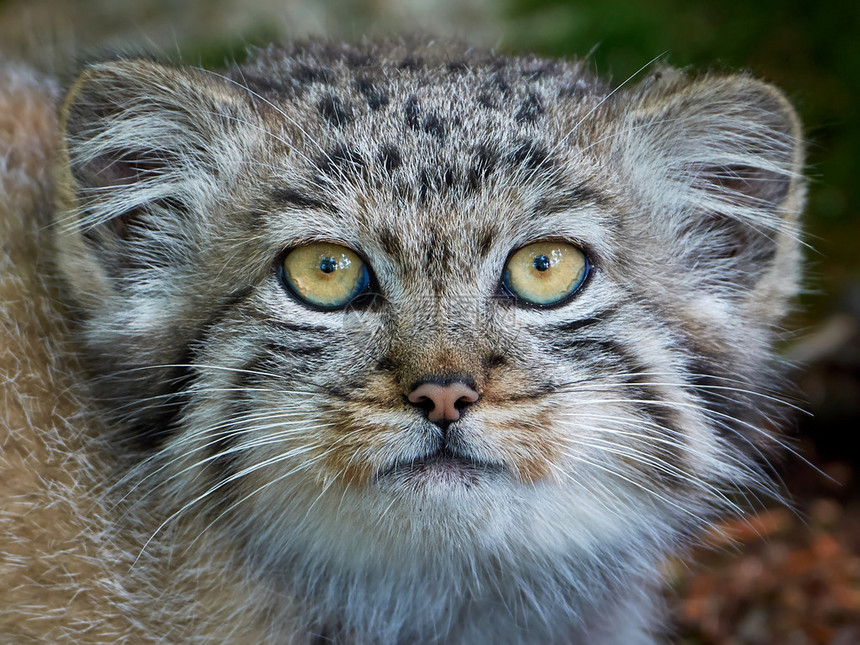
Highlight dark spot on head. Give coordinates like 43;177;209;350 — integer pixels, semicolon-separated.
522;66;548;81
515;91;543;124
239;75;292;96
419;168;433;201
318;95;354;127
476;72;510;110
418;166;456;200
315;143;364;177
558;81;590;99
489;72;510;93
508;138;551;172
422;113;446;143
378;143;402;173
355;77;389;110
446;60;467;74
346;51;375;67
403;95;445;143
468;144;500;190
404;94;420;130
424;227;450;274
476;92;497;110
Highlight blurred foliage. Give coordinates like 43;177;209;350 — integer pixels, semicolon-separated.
500;0;860;323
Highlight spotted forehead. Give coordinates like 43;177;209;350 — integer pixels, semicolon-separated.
238;44;609;199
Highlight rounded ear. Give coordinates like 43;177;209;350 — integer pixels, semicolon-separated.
55;59;252;308
616;69;806;321
623;69;804;217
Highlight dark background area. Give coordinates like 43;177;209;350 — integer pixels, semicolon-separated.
1;0;857;641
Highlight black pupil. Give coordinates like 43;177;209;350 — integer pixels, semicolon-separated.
533;254;552;272
319;257;337;273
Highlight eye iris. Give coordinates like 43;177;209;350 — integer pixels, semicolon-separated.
503;241;588;306
533;254;552;272
282;243;369;309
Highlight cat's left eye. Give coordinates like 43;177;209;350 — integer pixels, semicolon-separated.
281;243;370;310
502;241;589;306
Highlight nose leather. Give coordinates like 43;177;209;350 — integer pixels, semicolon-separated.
407;381;480;424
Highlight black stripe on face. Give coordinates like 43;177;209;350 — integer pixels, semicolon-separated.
549;333;690;485
127;288;257;452
550;309;615;334
618;370;689;488
549;332;687;436
238;340;331;389
268;321;330;333
203;339;326;477
125;363;196;451
532;185;611;214
204;395;246;477
264;340;328;358
624;372;683;435
547;337;626;363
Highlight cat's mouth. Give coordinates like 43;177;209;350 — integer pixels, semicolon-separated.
377;447;504;487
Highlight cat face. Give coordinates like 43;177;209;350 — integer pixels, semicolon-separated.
57;43;804;567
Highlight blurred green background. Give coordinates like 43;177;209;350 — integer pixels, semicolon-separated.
1;0;858;641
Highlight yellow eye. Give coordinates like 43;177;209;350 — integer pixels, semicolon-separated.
281;243;371;310
502;241;589;306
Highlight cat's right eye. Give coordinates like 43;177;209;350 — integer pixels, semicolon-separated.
281;243;370;310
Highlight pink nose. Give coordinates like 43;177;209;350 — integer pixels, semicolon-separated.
407;381;480;424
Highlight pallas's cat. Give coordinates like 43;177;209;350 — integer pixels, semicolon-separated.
0;40;804;643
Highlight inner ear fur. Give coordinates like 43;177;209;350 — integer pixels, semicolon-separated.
59;59;249;229
619;69;806;309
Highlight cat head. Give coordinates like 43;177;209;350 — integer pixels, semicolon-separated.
56;42;804;572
